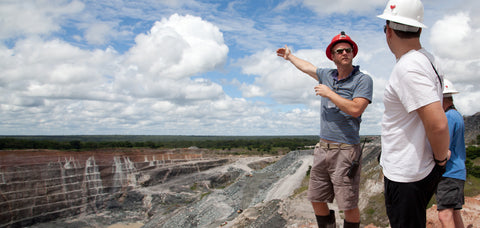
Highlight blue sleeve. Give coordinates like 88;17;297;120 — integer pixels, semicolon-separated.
354;74;373;103
316;68;334;84
446;110;456;150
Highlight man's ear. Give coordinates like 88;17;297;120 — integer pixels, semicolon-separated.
386;26;393;38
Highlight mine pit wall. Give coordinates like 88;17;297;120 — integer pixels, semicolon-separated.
0;149;210;228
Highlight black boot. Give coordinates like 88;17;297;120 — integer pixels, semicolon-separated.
343;219;360;228
315;210;335;228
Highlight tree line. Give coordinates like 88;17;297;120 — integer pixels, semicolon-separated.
1;135;478;178
0;136;320;152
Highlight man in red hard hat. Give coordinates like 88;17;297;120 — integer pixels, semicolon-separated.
277;31;373;228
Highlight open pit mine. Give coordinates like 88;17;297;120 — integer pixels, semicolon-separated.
1;147;313;228
1;140;479;228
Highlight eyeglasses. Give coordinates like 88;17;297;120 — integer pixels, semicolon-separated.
384;21;390;33
333;48;353;54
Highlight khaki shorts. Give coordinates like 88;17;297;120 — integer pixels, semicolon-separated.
307;141;361;210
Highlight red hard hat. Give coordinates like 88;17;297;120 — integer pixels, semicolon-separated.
325;31;358;61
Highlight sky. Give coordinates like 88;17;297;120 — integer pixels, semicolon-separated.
1;0;479;136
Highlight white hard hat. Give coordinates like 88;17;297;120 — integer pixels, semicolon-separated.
443;79;459;97
377;0;427;30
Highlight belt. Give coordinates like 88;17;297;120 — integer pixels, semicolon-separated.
318;141;353;149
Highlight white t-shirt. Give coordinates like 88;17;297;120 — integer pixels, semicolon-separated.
380;49;443;183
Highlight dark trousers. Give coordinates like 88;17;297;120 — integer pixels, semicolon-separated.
384;164;445;228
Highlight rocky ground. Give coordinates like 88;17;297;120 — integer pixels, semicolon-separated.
23;143;480;228
426;195;480;228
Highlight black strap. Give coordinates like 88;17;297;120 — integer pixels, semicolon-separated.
347;138;366;178
430;62;443;87
355;138;367;163
434;156;448;164
421;52;443;87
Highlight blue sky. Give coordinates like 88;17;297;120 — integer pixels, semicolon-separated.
1;0;479;136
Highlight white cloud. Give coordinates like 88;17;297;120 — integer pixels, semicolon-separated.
454;90;480;116
125;14;228;80
0;0;84;39
303;0;385;15
0;37;118;100
429;12;480;115
0;12;296;135
84;23;114;45
430;12;480;59
240;84;266;98
114;14;229;104
238;48;329;106
1;0;479;136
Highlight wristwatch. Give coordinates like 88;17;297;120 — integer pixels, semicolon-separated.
434;157;447;164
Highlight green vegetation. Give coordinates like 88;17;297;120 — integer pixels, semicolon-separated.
292;165;311;198
467;145;480;160
464;175;480;197
200;192;211;200
0;135;319;154
466;145;480;178
463;143;480;197
190;183;198;191
362;193;389;227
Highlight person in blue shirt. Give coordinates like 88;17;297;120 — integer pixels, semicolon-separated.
436;78;466;228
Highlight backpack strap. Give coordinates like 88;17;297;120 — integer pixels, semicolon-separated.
430;62;443;87
421;51;443;87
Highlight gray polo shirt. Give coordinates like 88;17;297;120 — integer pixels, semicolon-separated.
316;66;373;144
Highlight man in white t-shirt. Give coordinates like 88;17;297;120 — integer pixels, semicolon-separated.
377;0;451;227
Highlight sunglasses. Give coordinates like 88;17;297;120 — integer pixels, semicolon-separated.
384;25;387;33
333;48;353;54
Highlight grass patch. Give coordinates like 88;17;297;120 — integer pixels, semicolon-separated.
465;175;480;197
200;192;211;200
292;177;309;197
292;166;311;198
190;182;198;191
361;192;389;227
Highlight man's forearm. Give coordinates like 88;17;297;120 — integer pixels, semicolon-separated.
427;122;450;163
328;93;369;118
286;54;318;80
417;102;450;163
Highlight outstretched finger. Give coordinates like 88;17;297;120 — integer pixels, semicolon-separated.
283;45;290;59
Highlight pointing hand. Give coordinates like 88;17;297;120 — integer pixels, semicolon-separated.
276;45;291;60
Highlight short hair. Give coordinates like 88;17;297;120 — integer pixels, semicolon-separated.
443;96;454;102
387;21;421;39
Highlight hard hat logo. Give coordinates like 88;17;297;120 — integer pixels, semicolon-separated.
377;0;427;30
443;79;459;96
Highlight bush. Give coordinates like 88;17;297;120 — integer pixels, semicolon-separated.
466;146;480;160
466;159;480;178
